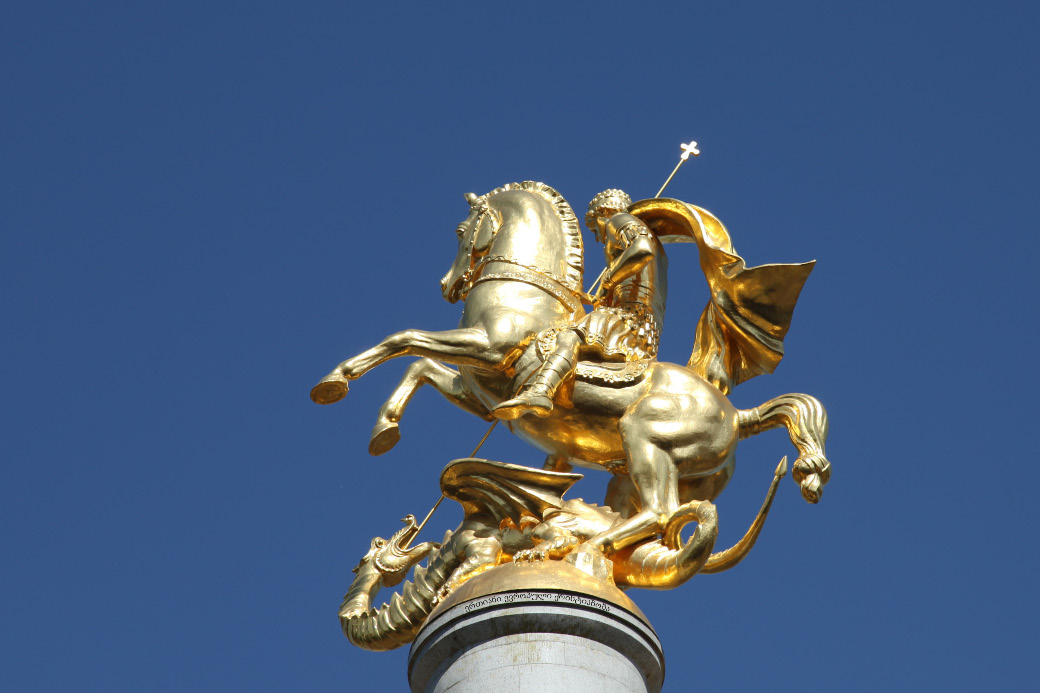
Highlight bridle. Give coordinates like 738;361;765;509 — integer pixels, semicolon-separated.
455;197;588;314
454;200;497;293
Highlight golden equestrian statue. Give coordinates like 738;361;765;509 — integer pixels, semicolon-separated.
311;176;830;586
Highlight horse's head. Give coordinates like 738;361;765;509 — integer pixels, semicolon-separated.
440;192;499;303
440;182;584;304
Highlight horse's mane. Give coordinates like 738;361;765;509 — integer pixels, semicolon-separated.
483;181;584;290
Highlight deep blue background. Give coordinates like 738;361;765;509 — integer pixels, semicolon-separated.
3;2;1037;690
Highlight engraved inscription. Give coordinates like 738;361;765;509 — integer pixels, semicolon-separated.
463;591;613;614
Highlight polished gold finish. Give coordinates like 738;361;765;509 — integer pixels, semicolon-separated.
629;198;816;395
427;559;652;626
700;456;787;574
491;197;664;421
315;180;831;651
339;456;798;649
339;457;793;650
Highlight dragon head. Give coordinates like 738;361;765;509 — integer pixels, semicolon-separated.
352;536;389;575
351;515;439;588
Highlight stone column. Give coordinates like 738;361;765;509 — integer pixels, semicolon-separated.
408;561;664;693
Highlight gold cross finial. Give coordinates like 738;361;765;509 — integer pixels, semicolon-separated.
656;140;700;198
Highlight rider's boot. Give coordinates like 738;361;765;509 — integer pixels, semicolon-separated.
493;350;577;420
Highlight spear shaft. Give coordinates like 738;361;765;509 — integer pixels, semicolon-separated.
655;140;700;198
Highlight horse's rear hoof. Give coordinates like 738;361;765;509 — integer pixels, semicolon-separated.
369;420;400;456
311;375;349;404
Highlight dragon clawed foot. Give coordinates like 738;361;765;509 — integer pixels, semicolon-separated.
513;548;549;563
513;528;582;561
514;532;581;564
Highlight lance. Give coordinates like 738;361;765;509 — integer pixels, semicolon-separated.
589;142;700;300
409;142;702;544
405;419;500;546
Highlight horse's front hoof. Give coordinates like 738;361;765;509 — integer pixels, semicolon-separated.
310;373;349;404
369;420;401;456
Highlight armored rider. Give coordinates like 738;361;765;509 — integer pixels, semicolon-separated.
493;189;665;420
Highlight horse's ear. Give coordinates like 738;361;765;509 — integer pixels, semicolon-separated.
464;192;479;205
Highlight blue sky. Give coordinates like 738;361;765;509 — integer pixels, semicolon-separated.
3;2;1038;690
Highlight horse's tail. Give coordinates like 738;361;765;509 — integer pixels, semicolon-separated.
737;393;830;503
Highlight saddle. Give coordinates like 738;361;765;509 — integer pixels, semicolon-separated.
536;327;650;386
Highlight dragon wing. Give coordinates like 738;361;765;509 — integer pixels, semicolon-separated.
439;458;583;526
630;198;815;395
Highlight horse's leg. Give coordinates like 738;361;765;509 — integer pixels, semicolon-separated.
586;369;734;554
586;404;681;553
369;358;491;456
603;474;639;518
312;327;503;404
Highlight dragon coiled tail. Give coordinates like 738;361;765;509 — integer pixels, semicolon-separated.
615;500;719;589
738;393;830;503
701;457;787;574
338;529;461;651
616;391;828;587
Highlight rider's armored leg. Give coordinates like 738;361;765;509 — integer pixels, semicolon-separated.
493;331;580;419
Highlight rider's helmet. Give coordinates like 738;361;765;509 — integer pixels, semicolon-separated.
585;189;633;241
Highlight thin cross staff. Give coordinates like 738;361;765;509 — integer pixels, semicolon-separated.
655;140;700;198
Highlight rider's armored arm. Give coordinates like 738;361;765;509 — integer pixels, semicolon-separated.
601;213;655;292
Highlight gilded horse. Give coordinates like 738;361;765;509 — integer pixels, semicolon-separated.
311;181;830;556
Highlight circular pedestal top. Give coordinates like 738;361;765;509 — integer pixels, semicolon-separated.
409;561;664;692
427;560;651;626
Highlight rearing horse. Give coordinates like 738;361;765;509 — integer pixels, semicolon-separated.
311;181;830;556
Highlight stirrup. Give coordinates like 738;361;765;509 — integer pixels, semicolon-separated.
492;393;554;420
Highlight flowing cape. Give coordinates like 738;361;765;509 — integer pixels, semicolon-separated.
629;198;815;394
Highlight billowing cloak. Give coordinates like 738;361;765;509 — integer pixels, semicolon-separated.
629;198;814;395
